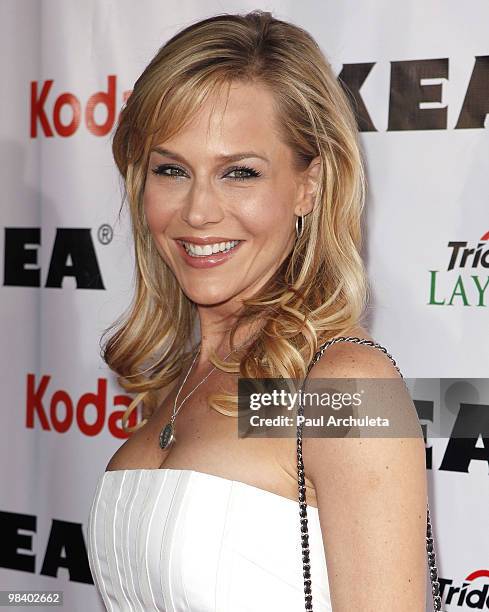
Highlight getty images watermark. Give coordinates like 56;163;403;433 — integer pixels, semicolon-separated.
237;377;489;439
247;386;380;426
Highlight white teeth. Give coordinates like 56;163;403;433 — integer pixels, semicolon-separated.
181;240;240;257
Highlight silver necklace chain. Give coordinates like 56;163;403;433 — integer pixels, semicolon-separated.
158;343;239;449
172;345;236;422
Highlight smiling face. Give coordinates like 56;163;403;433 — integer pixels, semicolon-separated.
143;80;319;311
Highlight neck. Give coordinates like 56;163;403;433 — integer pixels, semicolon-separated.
195;318;264;369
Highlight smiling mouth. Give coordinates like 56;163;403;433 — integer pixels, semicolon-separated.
177;239;242;257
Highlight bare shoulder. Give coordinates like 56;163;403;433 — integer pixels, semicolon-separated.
309;324;402;379
304;325;418;475
303;324;412;476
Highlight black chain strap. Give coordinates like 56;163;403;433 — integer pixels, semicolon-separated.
296;336;444;611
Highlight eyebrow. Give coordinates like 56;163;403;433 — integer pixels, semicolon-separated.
150;147;269;164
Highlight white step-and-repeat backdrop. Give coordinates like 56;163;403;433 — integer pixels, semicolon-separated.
1;1;487;610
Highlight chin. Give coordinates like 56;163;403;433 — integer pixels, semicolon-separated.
182;286;237;307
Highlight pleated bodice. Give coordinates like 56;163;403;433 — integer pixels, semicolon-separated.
87;467;332;611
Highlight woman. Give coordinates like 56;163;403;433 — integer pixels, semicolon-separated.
87;10;434;611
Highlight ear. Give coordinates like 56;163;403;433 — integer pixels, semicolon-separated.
294;155;321;217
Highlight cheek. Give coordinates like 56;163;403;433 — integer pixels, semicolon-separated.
143;189;171;233
240;192;293;240
142;193;172;263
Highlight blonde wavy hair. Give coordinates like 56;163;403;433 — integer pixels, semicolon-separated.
100;9;369;433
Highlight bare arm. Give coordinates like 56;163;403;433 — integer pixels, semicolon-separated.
302;342;428;611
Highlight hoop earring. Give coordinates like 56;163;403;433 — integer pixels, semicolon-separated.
295;214;304;239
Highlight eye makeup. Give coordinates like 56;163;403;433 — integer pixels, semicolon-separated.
150;164;262;182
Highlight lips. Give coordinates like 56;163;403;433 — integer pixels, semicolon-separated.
179;239;241;257
174;238;244;269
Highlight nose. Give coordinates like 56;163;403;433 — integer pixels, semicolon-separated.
181;181;225;228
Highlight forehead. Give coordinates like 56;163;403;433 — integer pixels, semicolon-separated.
152;81;286;159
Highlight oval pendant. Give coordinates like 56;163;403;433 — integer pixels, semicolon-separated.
159;422;175;449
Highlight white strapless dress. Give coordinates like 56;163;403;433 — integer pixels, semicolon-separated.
87;468;332;611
